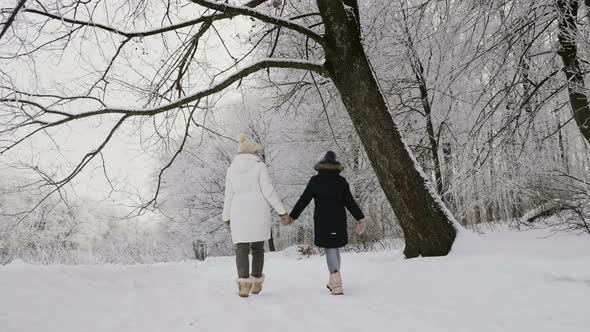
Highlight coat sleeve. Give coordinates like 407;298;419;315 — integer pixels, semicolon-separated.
222;171;233;222
258;163;287;215
344;180;365;221
290;178;314;220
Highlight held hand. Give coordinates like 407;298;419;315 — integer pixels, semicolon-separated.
224;220;230;231
280;214;294;226
355;219;368;235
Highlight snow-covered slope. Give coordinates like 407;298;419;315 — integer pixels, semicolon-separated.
1;227;589;332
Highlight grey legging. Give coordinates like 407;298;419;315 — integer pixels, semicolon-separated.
325;248;341;274
236;241;264;279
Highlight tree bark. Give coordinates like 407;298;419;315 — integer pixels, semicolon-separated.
442;142;456;209
412;56;444;195
404;19;444;196
0;0;28;42
317;0;457;258
556;0;590;146
553;108;569;171
268;233;276;252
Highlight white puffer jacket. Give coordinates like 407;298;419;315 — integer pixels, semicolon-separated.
223;154;286;244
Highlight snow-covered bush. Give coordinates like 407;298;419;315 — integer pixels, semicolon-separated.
518;171;590;234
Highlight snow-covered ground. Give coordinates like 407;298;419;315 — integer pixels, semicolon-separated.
1;227;589;332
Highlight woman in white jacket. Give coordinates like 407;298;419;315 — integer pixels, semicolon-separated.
223;133;290;297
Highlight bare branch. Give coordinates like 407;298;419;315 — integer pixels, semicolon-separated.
1;58;325;155
22;0;270;39
139;104;200;212
0;0;27;41
190;0;327;49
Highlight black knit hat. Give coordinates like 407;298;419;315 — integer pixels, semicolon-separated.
320;150;338;163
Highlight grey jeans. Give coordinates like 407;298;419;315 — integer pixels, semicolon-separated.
325;248;341;274
236;241;264;279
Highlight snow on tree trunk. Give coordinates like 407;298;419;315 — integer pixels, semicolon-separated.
317;0;457;257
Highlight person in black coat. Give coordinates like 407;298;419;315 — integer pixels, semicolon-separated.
288;151;368;295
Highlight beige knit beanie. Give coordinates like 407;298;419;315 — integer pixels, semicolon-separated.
237;133;262;154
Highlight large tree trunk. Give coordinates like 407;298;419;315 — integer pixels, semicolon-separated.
317;0;457;257
556;0;590;145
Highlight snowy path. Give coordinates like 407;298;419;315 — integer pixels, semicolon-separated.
1;228;590;332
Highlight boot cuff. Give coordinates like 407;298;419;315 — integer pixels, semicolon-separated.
250;274;265;282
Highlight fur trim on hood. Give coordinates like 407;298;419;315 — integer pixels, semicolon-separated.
314;161;344;172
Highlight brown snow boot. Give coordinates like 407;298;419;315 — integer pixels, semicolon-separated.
250;274;265;294
327;272;343;295
237;278;253;298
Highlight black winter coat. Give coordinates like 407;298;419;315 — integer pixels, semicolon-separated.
289;162;365;248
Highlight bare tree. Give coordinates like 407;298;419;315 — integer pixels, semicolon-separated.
556;0;590;145
0;0;457;257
